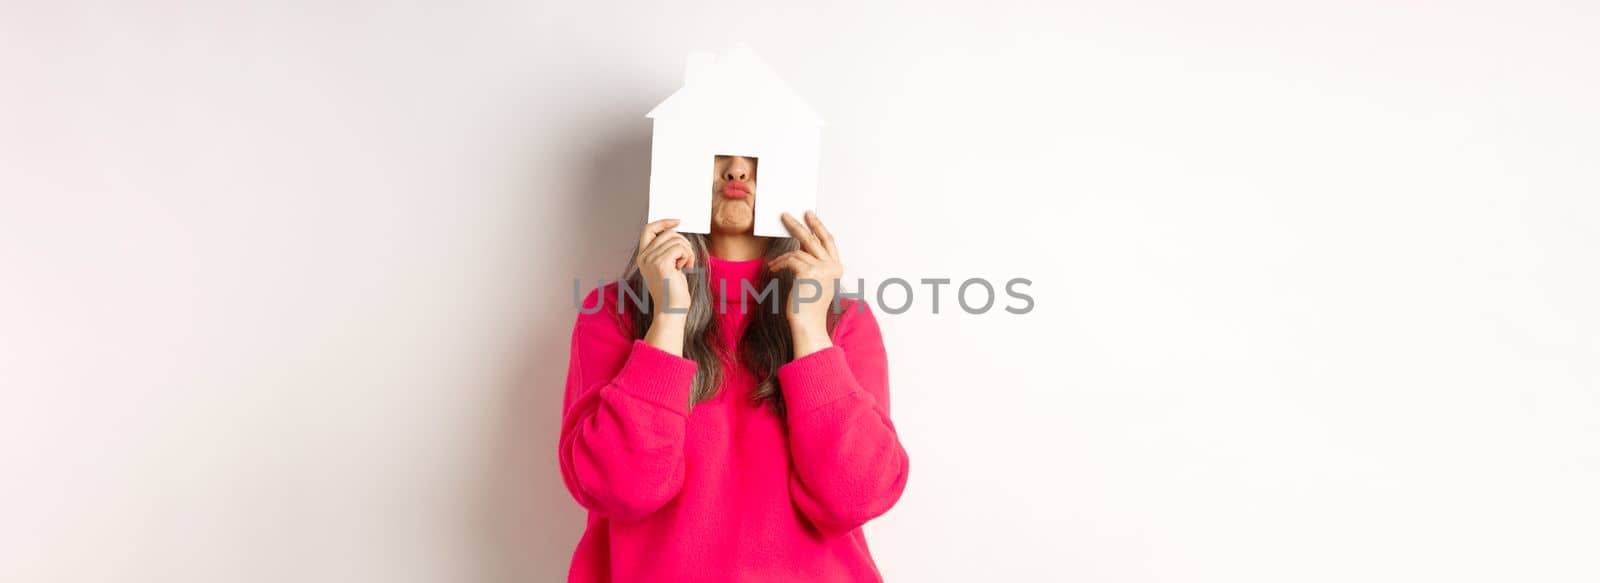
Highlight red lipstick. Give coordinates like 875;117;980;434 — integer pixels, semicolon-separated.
721;180;750;199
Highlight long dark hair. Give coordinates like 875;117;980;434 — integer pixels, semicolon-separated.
617;233;837;417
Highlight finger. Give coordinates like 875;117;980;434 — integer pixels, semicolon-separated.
643;229;685;256
639;230;672;267
649;236;694;271
781;212;825;257
766;254;804;273
669;237;696;270
804;210;838;260
768;250;817;265
642;231;679;265
766;251;795;271
779;212;806;238
672;234;696;270
766;250;795;268
639;219;681;251
766;251;817;273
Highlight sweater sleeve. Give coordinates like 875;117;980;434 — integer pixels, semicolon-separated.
779;300;911;534
557;287;699;520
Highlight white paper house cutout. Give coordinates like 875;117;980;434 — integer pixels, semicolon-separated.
646;46;823;237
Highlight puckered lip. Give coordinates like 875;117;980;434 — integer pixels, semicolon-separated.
720;181;751;199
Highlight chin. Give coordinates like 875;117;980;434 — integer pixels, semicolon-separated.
712;218;754;234
711;203;755;234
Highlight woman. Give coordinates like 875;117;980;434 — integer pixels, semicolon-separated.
559;155;911;582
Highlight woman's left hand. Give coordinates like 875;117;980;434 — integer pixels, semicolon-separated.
769;211;844;356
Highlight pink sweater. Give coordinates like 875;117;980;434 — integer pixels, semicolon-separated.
559;255;910;582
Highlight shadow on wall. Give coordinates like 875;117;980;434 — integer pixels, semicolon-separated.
474;116;654;582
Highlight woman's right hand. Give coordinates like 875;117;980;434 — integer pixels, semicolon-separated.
636;219;695;356
636;218;696;317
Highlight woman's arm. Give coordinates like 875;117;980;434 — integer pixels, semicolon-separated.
557;290;697;520
558;219;700;519
556;296;694;518
767;211;911;534
780;300;912;534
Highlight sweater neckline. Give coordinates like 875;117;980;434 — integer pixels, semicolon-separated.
706;254;764;303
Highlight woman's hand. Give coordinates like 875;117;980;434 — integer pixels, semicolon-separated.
768;211;844;358
636;219;695;355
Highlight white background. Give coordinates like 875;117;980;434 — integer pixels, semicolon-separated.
3;1;1597;582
